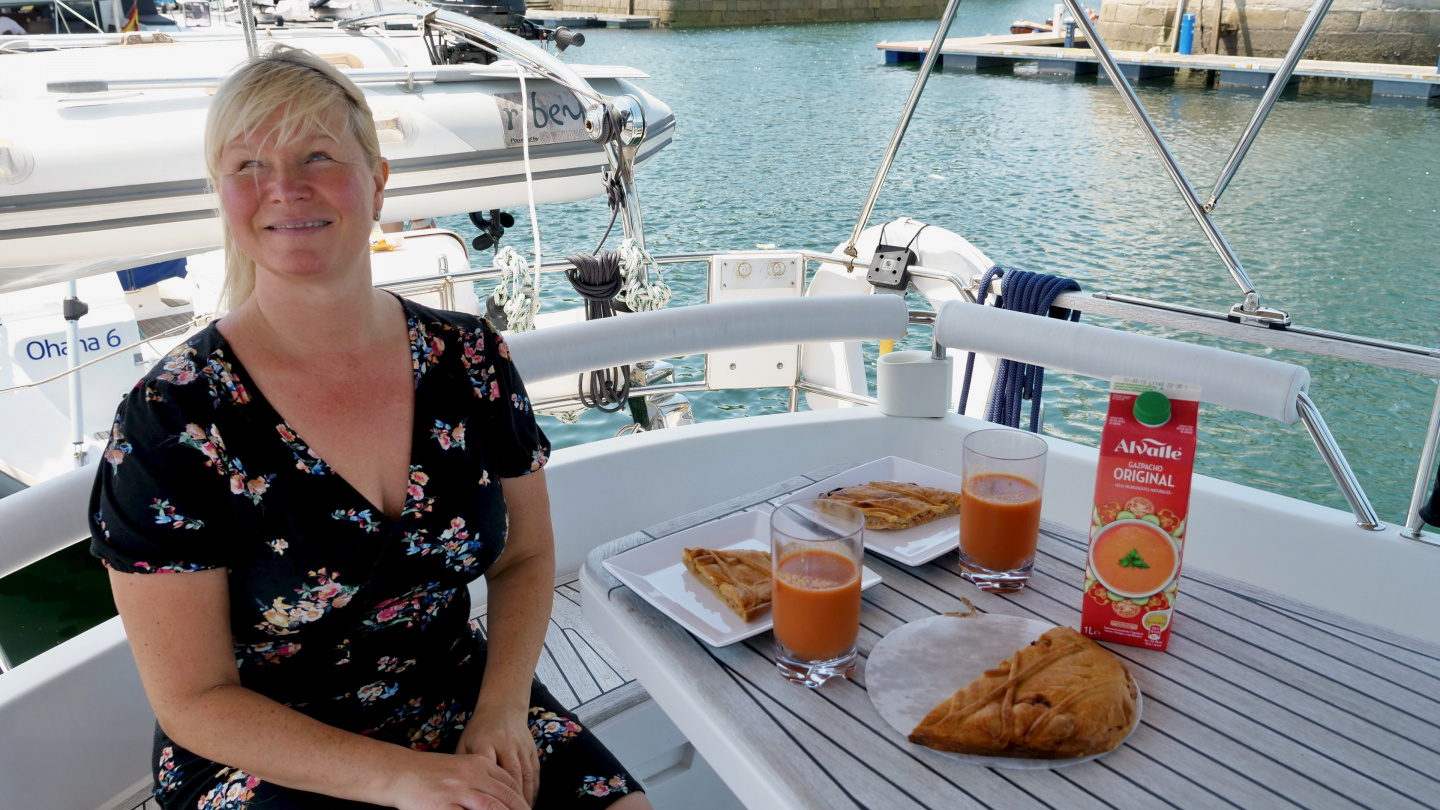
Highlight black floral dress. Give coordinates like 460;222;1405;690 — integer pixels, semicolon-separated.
90;298;640;809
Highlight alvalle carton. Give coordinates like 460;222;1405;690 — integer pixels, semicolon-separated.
1081;377;1199;651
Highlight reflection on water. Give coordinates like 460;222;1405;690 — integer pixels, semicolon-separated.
3;3;1438;663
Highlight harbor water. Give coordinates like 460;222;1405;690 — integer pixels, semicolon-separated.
2;3;1438;664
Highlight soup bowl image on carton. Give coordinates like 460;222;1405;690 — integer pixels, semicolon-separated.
1088;519;1180;599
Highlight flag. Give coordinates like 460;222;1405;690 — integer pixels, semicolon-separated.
121;1;138;31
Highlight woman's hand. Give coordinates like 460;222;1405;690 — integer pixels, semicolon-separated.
456;707;540;808
387;749;530;810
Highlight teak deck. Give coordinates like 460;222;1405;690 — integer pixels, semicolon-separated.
879;33;1440;98
585;464;1440;810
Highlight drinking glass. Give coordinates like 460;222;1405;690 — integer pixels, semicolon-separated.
771;498;865;688
959;429;1048;591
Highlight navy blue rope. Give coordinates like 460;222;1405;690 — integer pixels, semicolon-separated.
957;267;1082;432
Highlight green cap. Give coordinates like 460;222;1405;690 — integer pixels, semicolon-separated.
1133;390;1171;427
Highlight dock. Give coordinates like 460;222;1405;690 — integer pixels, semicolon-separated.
879;33;1440;99
525;10;658;28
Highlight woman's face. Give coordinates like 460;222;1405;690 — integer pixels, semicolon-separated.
218;107;387;284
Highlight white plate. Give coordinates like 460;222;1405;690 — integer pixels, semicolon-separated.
603;511;882;647
866;614;1143;770
786;456;966;567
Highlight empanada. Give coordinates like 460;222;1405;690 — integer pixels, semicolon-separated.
909;626;1138;759
682;547;772;622
819;481;962;530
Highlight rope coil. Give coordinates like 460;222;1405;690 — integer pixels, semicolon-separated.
485;246;539;332
958;267;1082;432
615;238;671;313
566;251;630;412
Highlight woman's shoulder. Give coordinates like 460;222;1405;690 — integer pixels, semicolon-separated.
402;298;501;337
129;322;253;418
401;299;507;360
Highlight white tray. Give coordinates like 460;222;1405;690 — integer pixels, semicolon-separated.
603;510;881;648
866;614;1143;770
786;456;966;567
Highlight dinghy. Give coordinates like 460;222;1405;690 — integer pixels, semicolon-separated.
0;17;674;282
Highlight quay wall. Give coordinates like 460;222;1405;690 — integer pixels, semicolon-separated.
545;0;949;27
1095;0;1440;64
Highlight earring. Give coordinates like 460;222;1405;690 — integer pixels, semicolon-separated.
373;212;381;221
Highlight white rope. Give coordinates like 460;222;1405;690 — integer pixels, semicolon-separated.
616;238;671;313
489;246;538;333
514;64;542;331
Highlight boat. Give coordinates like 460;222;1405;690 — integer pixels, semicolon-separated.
3;1;1440;808
0;7;675;486
1009;6;1095;35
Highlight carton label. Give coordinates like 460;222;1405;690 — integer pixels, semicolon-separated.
1081;377;1199;651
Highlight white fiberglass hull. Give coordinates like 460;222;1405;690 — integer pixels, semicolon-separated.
0;31;673;286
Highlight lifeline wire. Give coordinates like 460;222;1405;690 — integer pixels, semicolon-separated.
958;267;1081;432
566;251;631;412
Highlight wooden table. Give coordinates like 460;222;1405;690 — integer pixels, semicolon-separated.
582;466;1440;810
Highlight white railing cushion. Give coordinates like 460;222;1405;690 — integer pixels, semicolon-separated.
0;464;97;580
936;301;1311;424
506;296;909;385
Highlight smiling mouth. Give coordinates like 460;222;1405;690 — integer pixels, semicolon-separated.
266;221;332;231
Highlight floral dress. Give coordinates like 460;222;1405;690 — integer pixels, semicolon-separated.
90;299;639;809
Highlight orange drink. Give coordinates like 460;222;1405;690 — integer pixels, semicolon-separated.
773;550;862;661
959;430;1048;591
770;499;865;687
960;474;1042;571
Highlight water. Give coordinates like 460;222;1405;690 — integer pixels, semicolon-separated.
3;6;1438;665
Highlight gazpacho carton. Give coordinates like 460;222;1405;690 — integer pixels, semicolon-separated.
1081;377;1199;651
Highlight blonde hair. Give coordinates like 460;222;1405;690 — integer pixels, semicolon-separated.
205;45;382;311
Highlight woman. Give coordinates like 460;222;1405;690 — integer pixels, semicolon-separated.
90;46;650;810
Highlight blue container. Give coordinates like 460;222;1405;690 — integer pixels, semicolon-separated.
1178;13;1195;54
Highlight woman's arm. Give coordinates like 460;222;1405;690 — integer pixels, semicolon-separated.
458;470;558;804
111;569;528;810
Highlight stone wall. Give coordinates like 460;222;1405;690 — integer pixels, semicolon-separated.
549;0;949;27
1095;0;1440;64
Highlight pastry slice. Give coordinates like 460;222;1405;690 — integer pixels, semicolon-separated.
909;626;1138;759
819;481;963;530
682;547;773;622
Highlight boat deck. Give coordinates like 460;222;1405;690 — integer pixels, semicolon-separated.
879;33;1440;98
584;464;1440;809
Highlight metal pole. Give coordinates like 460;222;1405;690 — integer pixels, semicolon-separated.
237;0;257;59
1204;0;1332;212
1060;0;1276;319
1294;391;1383;530
1401;380;1440;545
843;0;964;266
1166;0;1185;53
63;281;87;468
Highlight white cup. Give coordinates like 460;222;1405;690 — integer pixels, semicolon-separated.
877;351;953;418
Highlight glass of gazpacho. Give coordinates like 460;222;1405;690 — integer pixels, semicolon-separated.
959;429;1047;591
771;498;866;687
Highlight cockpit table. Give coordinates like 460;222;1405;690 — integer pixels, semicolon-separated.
580;464;1440;810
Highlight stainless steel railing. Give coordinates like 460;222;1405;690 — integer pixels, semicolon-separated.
5;247;1431;536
